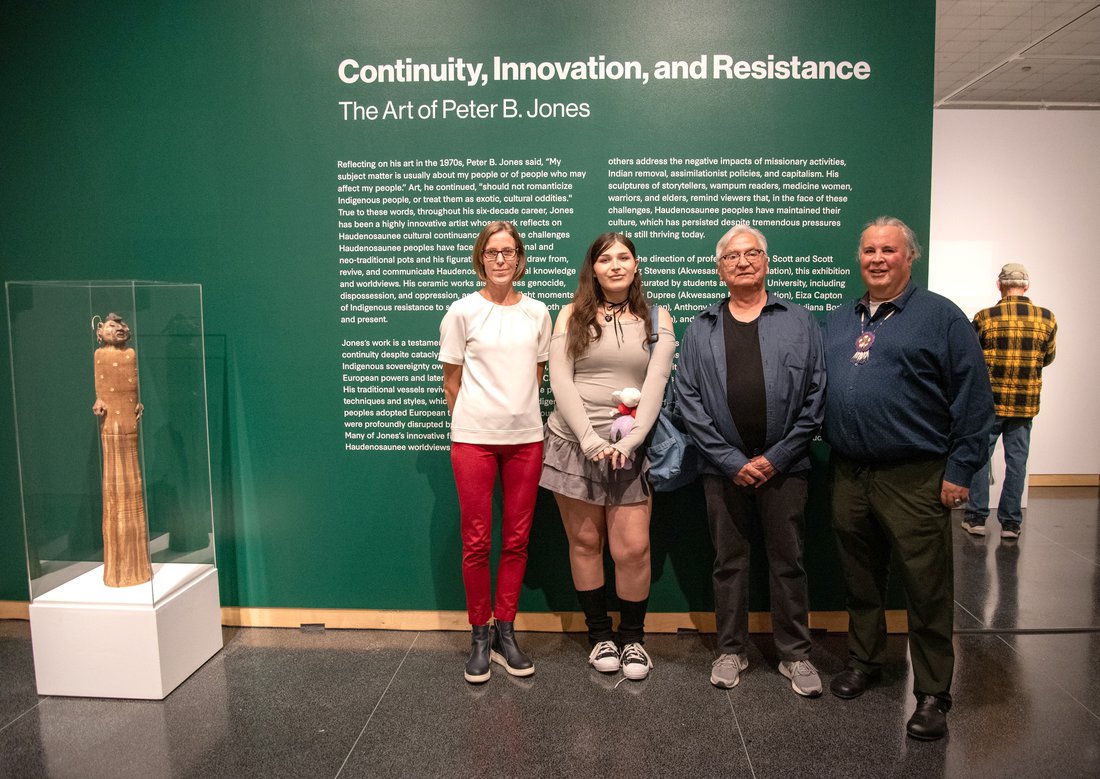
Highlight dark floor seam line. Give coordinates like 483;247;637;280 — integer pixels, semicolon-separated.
954;627;1100;635
725;691;757;779
0;698;45;735
1054;689;1100;723
332;631;421;779
991;631;1100;723
953;600;987;630
1030;532;1100;568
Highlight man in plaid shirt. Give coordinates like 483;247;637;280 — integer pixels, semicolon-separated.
962;263;1057;539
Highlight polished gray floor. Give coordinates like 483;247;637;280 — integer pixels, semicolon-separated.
1;488;1097;778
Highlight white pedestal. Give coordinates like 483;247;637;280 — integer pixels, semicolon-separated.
29;563;223;699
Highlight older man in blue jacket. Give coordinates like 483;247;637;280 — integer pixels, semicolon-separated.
823;216;994;742
676;224;826;697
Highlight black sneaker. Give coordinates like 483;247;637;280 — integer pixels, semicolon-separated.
587;640;620;673
961;519;986;536
1000;523;1021;539
620;642;653;681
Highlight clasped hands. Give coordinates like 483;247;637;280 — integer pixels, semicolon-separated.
733;455;776;488
591;444;631;470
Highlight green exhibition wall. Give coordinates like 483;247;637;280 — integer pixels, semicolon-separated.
0;1;934;612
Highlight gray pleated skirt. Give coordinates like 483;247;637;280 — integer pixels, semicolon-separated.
539;428;651;506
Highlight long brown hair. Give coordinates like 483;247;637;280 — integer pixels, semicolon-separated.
565;232;652;360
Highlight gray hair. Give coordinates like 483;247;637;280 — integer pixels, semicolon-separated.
860;216;922;261
715;223;768;262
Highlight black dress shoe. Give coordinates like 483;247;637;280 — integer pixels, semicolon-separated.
830;666;881;699
906;695;950;740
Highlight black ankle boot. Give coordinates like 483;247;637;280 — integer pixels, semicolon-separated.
464;624;491;683
490;620;535;677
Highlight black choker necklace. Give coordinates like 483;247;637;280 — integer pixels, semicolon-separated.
603;300;628;322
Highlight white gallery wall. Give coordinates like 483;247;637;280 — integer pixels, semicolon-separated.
929;109;1100;476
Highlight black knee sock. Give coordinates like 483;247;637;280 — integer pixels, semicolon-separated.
576;585;614;644
617;597;648;645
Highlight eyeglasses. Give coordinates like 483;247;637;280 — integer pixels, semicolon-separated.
482;248;518;261
719;249;765;264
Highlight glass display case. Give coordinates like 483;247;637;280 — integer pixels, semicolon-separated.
6;280;222;698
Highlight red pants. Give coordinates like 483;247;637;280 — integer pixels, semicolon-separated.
451;441;542;625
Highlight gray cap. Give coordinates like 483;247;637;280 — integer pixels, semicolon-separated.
998;263;1028;283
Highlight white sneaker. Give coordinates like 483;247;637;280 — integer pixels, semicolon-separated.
620;642;653;680
779;659;823;697
588;640;621;673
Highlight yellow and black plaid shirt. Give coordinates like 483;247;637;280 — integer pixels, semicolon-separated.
973;295;1056;418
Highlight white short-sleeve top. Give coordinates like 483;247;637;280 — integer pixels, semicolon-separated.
439;292;552;444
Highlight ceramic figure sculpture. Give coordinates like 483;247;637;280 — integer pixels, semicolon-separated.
92;313;153;587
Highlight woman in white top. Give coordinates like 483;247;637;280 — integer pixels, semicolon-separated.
541;232;675;680
439;221;551;684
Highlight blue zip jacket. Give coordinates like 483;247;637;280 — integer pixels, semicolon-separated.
822;283;994;486
676;294;826;477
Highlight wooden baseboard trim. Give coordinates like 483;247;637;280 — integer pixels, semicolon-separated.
1029;474;1099;487
2;601;909;634
220;607;909;634
0;601;30;620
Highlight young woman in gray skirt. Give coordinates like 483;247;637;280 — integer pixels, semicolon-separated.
541;232;675;680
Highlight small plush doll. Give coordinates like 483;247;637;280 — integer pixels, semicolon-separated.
609;387;642;468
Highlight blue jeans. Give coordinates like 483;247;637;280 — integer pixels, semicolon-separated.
965;417;1032;526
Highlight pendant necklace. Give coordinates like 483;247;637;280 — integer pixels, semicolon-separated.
603;299;628;322
851;309;895;364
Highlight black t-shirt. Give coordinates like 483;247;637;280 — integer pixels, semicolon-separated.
722;304;767;456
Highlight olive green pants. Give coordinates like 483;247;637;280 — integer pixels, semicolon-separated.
830;455;954;699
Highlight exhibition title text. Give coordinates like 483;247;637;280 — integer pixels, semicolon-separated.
338;54;872;87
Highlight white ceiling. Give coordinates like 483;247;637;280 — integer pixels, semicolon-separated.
936;0;1100;108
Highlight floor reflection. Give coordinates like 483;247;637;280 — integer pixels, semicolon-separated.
0;487;1096;778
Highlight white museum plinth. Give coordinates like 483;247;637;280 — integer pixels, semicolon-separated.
29;563;222;699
